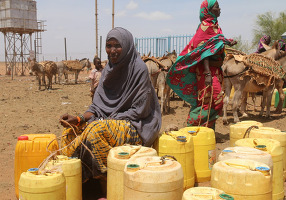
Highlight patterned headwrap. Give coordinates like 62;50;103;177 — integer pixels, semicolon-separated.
278;39;286;51
200;0;218;24
255;35;271;53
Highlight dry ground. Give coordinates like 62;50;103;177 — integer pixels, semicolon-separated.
1;62;286;199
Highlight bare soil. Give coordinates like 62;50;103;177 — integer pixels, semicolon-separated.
1;63;286;199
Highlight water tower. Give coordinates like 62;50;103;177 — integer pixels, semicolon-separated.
0;0;45;77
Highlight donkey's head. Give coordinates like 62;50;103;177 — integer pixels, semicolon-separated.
261;40;280;60
165;50;177;63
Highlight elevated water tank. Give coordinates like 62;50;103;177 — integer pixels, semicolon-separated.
0;0;38;31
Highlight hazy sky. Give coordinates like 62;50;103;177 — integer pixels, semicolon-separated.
0;0;285;61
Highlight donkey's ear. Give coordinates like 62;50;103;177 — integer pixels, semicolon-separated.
272;40;279;50
262;42;271;51
147;51;151;57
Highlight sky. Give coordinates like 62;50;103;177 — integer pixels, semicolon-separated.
0;0;285;61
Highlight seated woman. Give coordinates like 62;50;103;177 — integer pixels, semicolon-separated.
59;27;161;186
255;35;271;53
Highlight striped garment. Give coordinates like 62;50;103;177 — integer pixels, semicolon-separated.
61;119;142;182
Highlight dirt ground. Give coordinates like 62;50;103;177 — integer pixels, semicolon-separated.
1;62;286;200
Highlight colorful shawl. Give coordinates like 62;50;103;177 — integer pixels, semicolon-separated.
255;35;271;53
166;0;232;105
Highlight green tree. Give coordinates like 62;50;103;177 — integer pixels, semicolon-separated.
252;11;286;46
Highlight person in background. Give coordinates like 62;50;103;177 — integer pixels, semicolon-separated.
59;27;161;199
278;39;286;51
255;35;271;53
89;56;103;101
166;0;236;130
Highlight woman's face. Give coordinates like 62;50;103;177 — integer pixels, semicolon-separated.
106;38;122;64
210;1;221;18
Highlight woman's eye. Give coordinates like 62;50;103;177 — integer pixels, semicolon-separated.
115;44;122;48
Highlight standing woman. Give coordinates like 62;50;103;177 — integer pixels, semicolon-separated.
166;0;236;129
59;27;161;185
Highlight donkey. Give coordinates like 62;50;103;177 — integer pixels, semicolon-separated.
157;50;177;114
142;55;162;92
61;58;91;84
28;58;58;90
222;41;284;124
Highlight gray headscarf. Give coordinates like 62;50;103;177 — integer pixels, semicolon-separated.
86;27;161;146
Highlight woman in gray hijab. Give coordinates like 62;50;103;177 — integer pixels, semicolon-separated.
59;27;161;183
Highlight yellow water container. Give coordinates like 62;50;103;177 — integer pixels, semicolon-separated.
229;121;263;146
218;146;273;171
211;159;272;200
14;134;59;199
182;187;233;200
18;168;66;200
124;156;184;200
155;131;195;189
107;145;157;200
46;155;82;200
235;138;284;200
247;126;286;180
179;126;215;182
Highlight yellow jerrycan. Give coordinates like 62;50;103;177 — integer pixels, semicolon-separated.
211;159;272;200
107;145;157;200
182;187;234;200
124;155;184;200
155;131;195;189
218;146;273;171
247;126;286;180
46;155;82;200
14;133;59;199
229;120;263;147
235;138;284;200
18;168;66;200
179;126;215;182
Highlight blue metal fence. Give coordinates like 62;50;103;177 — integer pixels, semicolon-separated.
135;35;193;57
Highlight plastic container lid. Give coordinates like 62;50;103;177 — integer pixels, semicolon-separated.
18;135;29;140
222;150;234;153
28;168;39;172
126;164;140;172
117;152;130;159
219;194;234;200
177;136;187;142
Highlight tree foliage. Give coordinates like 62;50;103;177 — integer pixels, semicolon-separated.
231;35;253;54
252;11;286;46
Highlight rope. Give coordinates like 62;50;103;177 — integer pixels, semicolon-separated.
197;84;214;127
37;120;95;174
243;125;259;139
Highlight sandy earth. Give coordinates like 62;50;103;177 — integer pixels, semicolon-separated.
1;62;286;199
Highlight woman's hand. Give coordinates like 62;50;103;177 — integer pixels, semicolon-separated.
59;113;78;127
229;40;237;47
